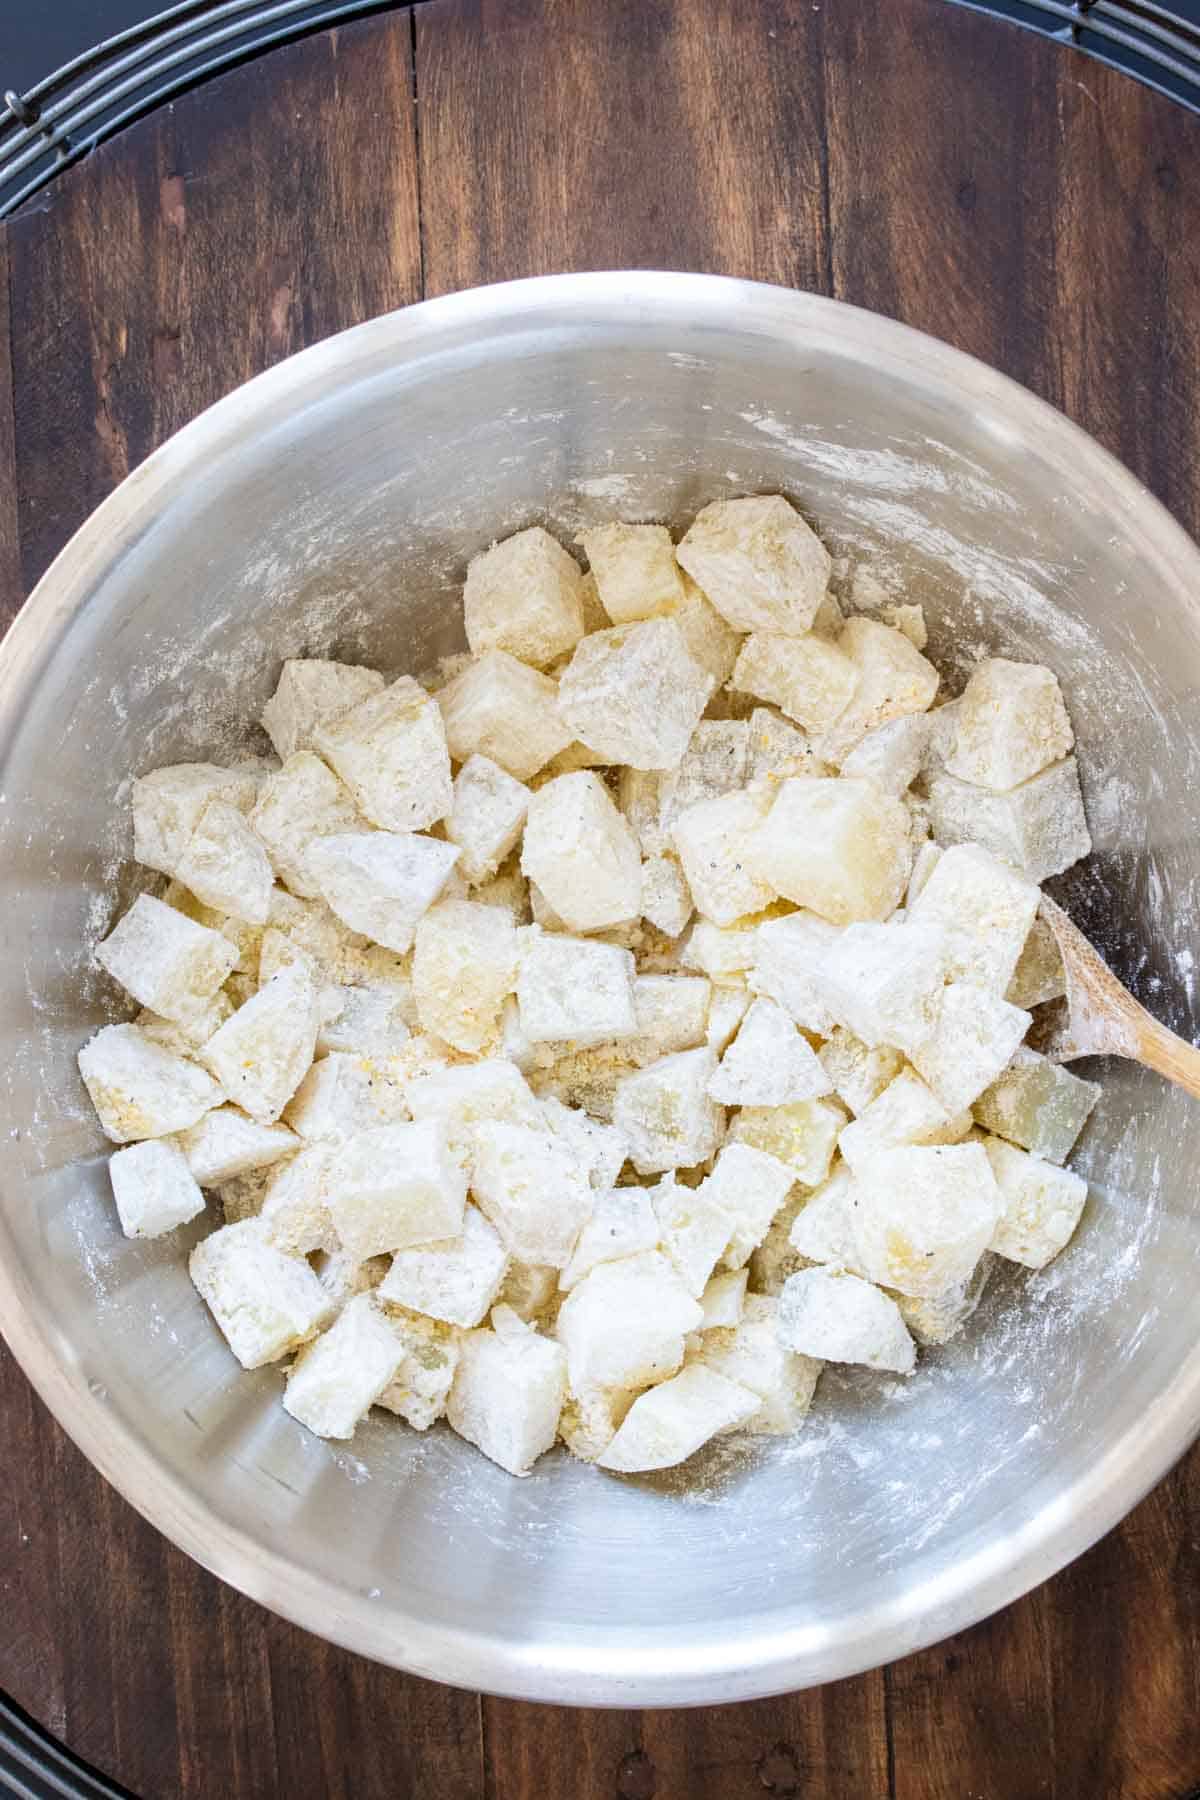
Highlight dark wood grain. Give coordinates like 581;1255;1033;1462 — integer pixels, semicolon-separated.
4;0;1200;1796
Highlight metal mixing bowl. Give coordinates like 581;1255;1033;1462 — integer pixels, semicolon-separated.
2;273;1199;1706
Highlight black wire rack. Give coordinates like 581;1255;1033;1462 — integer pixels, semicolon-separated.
1;0;1200;219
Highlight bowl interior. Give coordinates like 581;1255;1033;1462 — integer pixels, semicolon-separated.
2;276;1199;1703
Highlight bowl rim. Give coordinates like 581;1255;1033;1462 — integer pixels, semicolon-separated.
2;268;1200;1707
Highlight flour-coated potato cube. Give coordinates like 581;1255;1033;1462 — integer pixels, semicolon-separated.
882;602;927;650
699;1268;748;1328
447;1313;567;1476
908;843;1040;994
282;1052;406;1143
527;879;568;931
411;898;518;1053
377;1306;462;1428
945;658;1074;792
892;1252;995;1347
705;982;750;1053
437;651;573;781
109;1138;206;1238
597;1363;760;1472
700;1140;796;1268
657;721;750;833
313;676;453;833
133;762;261;878
539;1097;629;1193
629;973;711;1062
161;879;264;974
249;752;362;898
176;1104;298;1186
973;1046;1099;1164
751;910;841;1033
96;893;238;1021
189;1219;333;1368
317;982;412;1061
521;771;642;932
683;919;760;982
837;1067;971;1169
555;618;715;770
670;574;742;682
464;526;585;667
839;713;931;796
849;1142;1001;1297
652;1172;735;1295
777;1266;915;1373
446;754;531;885
707;997;832;1108
612;1046;724;1175
407;1058;544;1150
379;1203;510;1327
328;1119;466;1259
981;1134;1088;1268
308;829;459;954
135;989;231;1055
640;855;694;937
750;778;913;924
260;658;385;762
815;617;940;765
79;1023;224;1142
788;1163;863;1271
926;758;1091;884
698;1293;821;1433
283;1293;405;1439
257;1144;338;1254
581;521;685;624
469;1119;594;1266
910;982;1031;1114
817;1026;904;1116
728;1098;846;1188
264;886;370;983
617;767;667;856
1005;915;1067;1009
746;707;825;787
516;927;637;1046
201;963;320;1124
559;1186;659;1290
173;798;275;927
671;788;776;926
676;495;830;636
555;1249;703;1390
731;631;859;733
558;1384;635;1462
814;920;949;1056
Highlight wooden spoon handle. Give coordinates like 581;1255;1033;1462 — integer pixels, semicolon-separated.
1133;1011;1200;1101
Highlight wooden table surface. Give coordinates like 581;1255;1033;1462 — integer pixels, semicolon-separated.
2;2;1200;1794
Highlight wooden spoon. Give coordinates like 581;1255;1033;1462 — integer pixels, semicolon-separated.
1038;894;1200;1099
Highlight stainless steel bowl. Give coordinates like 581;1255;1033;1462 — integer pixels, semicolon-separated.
3;272;1199;1706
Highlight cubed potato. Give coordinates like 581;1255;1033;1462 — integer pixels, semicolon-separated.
282;1052;407;1143
699;1140;796;1268
559;1186;659;1290
628;973;711;1063
174;799;275;926
640;855;694;937
516;927;638;1046
776;1266;915;1373
707;997;832;1106
657;721;751;834
407;1058;545;1146
317;982;412;1061
581;521;685;624
746;707;822;789
521;771;642;932
788;1163;863;1271
189;1219;334;1368
892;1253;995;1347
705;983;750;1053
676;495;830;636
133;761;261;878
438;650;573;780
464;526;585;667
652;1171;735;1295
109;1138;206;1238
837;1067;971;1169
849;1142;1002;1297
945;658;1074;792
379;1203;510;1327
750;778;912;924
612;1047;725;1175
839;714;931;796
96;893;238;1022
910;982;1031;1113
671;788;776;926
201;963;320;1124
814;617;940;764
283;1293;405;1439
307;830;459;954
539;1097;629;1193
469;1119;594;1266
312;676;453;833
79;1023;224;1142
683;919;761;983
728;1097;846;1188
698;1268;748;1328
555;618;715;770
260;658;385;761
597;1363;760;1472
981;1134;1089;1268
264;886;369;983
447;1313;568;1475
412;898;518;1053
328;1119;467;1258
1005;915;1067;1009
973;1046;1099;1164
558;1384;636;1463
698;1293;822;1433
176;1105;298;1187
907;843;1040;994
731;631;859;733
556;1249;703;1391
817;1026;904;1117
813;920;949;1056
669;574;742;682
257;1144;338;1255
376;1306;462;1429
446;755;531;885
250;752;362;898
751;910;841;1033
925;758;1091;884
